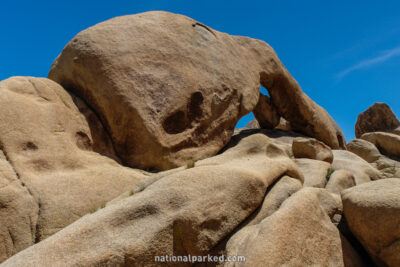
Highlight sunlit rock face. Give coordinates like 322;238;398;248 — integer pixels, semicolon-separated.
49;11;345;171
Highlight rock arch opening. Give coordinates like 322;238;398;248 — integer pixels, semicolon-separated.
235;85;274;130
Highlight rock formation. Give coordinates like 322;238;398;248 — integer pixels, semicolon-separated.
1;134;304;266
325;170;356;195
0;11;399;267
49;11;345;171
346;138;381;163
342;179;400;266
331;150;382;184
0;77;147;261
252;93;280;129
292;137;334;163
294;158;331;188
225;188;343;267
361;132;400;159
355;103;400;138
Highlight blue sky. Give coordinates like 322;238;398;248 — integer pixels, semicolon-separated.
1;0;400;142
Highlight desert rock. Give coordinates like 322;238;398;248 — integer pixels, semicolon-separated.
275;117;292;131
71;94;120;162
0;77;147;262
331;150;381;184
355;103;400;138
340;234;367;267
346;139;381;163
0;151;38;263
325;169;356;195
252;93;280;129
1;134;303;266
292;137;334;163
361;131;400;159
244;119;260;129
49;11;345;171
295;158;331;188
225;188;344;267
342;179;400;266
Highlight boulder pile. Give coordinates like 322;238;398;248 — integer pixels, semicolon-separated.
0;11;398;267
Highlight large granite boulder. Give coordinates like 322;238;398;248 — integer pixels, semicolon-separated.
253;93;280;129
342;179;400;266
347;137;400;178
331;150;382;184
346;138;381;163
292;137;333;163
325;170;356;195
0;77;147;262
1;134;303;266
294;158;331;188
225;188;344;267
355;103;400;138
361;131;400;159
49;11;345;171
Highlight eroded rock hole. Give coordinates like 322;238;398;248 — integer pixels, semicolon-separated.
23;141;38;151
188;92;203;120
75;131;92;150
163;111;187;134
235;85;272;129
163;92;204;134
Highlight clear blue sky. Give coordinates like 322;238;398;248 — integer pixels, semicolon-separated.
1;0;400;142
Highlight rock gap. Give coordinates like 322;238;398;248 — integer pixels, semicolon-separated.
235;85;272;129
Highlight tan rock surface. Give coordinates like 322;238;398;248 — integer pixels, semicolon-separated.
295;158;331;188
346;138;400;178
361;131;400;159
275;117;292;131
355;103;400;138
1;134;303;266
236;37;346;150
252;93;280;129
325;169;356;195
346;139;381;163
201;176;302;263
373;155;400;170
228;129;308;160
0;77;147;262
332;150;381;184
0;151;38;263
225;188;344;267
244;117;290;132
49;11;345;171
242;176;302;226
373;156;400;178
342;179;400;266
244;119;260;129
192;175;303;264
71;94;120;162
293;137;334;163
